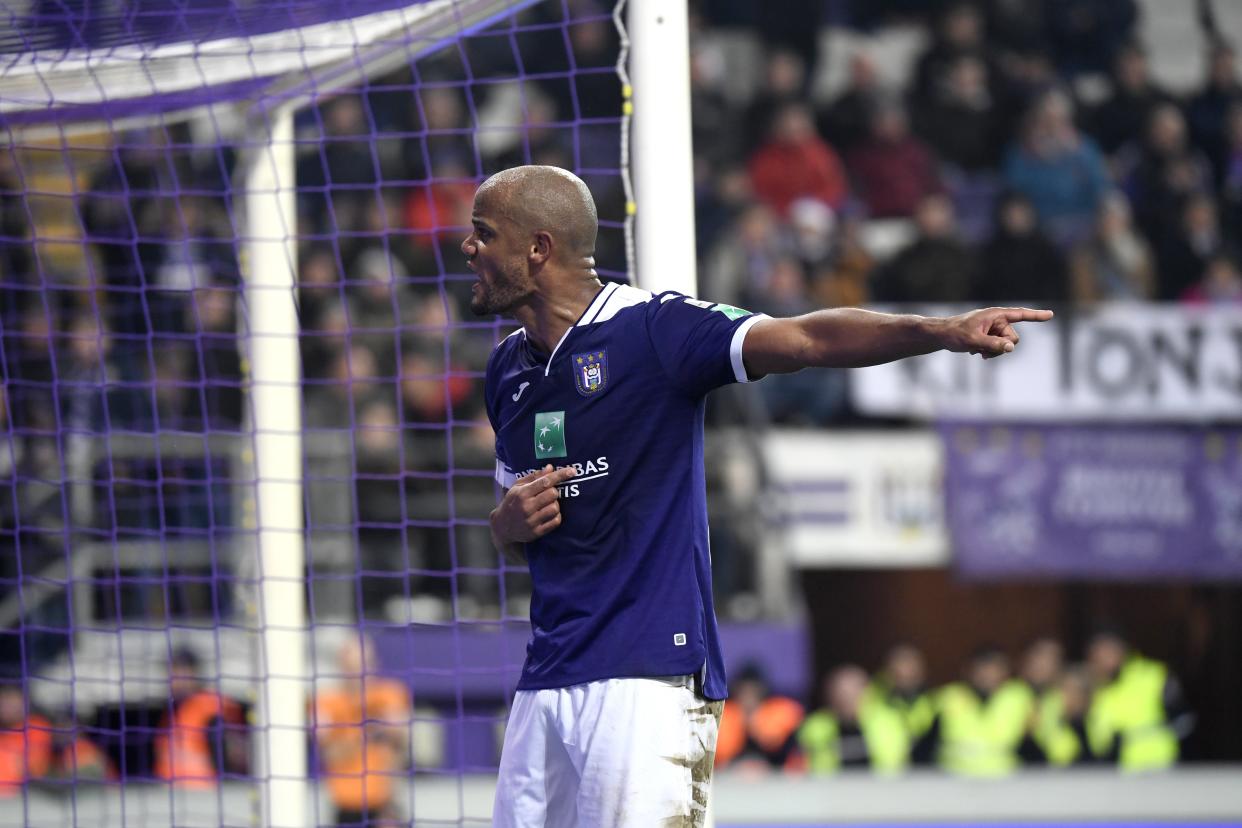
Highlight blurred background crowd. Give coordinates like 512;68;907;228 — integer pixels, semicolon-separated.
718;627;1189;777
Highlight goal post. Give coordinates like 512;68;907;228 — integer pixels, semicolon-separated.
241;104;307;828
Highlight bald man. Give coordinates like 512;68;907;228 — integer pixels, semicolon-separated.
468;165;1051;827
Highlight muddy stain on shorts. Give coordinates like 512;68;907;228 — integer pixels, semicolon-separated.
660;699;724;828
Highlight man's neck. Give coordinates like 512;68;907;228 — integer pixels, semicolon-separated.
513;276;604;355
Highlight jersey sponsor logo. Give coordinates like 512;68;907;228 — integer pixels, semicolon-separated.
674;296;751;319
511;381;530;402
534;411;567;459
711;303;750;320
516;456;610;499
573;350;608;396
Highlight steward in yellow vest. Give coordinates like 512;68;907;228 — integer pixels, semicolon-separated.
1086;630;1186;771
1032;668;1106;767
924;646;1040;776
864;643;936;750
798;666;909;774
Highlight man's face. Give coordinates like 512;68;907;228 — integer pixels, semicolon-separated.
462;186;535;317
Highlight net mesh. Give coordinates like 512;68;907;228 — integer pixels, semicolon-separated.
0;0;629;824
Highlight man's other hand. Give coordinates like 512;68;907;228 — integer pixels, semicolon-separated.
490;464;579;546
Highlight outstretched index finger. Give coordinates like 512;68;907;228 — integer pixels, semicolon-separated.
1000;307;1054;323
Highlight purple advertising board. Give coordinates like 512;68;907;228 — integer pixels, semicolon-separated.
942;423;1242;580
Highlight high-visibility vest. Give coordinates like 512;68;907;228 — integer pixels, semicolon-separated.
863;681;935;740
314;679;411;812
1032;688;1084;767
0;715;53;796
936;680;1034;777
154;691;242;788
797;701;909;774
715;697;804;768
1087;656;1178;771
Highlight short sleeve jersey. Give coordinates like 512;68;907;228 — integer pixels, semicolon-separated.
484;283;767;700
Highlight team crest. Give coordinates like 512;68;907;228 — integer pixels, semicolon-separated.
573;350;609;397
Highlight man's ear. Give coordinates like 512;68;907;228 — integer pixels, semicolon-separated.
529;230;552;266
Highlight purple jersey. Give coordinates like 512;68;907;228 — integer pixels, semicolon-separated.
484;283;765;700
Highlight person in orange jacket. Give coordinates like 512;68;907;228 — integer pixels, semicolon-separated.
153;647;248;787
0;682;52;796
314;635;411;827
715;665;804;772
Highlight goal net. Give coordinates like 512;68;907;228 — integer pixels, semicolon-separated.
0;1;632;825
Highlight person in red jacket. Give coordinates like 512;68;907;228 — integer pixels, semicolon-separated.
748;102;849;217
0;683;52;797
846;99;943;219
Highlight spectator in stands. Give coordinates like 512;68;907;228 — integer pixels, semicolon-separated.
1216;102;1242;231
50;716;114;783
744;50;810;155
306;345;384;431
808;214;874;310
1021;637;1064;700
921;646;1040;776
139;196;238;335
1088;41;1176;157
748;256;849;425
820;52;885;154
1121;103;1214;245
1069;192;1156;303
1181;252;1242;305
975;191;1069;303
690;41;742;171
798;665;909;774
749;102;849;218
344;247;416;347
1019;637;1064;766
1188;40;1241;167
314;635;411;827
1035;667;1104;767
715;665;804;772
865;643;935;748
0;682;51;796
1043;0;1139;78
186;281;242;431
912;54;999;173
354;400;407;610
298;244;343;333
1003;90;1111;246
702;204;784;307
1155;192;1230;301
870;194;975;302
1085;627;1188;771
846;98;942;219
911;3;997;102
298;95;378;233
59;313;146;433
154;647;248;787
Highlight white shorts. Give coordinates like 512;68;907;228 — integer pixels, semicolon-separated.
492;675;724;828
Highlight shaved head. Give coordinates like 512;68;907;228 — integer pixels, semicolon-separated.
476;165;598;259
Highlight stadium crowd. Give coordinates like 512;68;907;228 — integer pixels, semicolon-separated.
2;0;1239;621
691;0;1241;422
0;623;1188;805
718;627;1191;775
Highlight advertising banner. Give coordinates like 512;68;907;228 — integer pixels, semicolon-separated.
852;304;1242;421
943;423;1242;580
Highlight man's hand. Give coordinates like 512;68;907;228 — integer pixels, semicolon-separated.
940;307;1055;359
490;464;578;552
